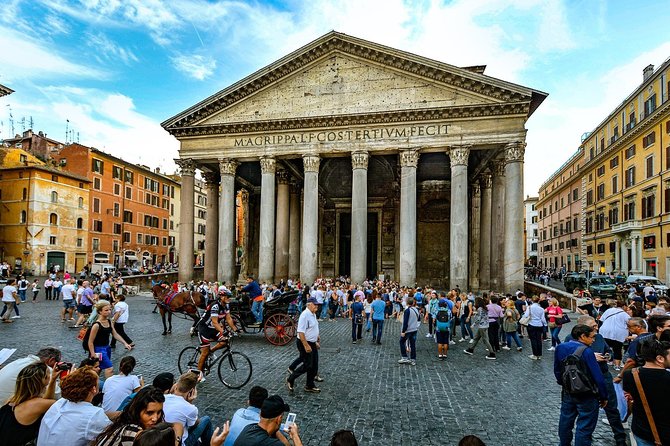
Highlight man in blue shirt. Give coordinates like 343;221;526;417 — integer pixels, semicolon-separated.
370;293;386;345
224;386;268;446
241;276;263;325
554;324;608;446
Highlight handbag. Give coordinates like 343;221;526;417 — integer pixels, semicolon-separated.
559;313;571;325
632;368;662;446
76;325;88;341
519;313;531;326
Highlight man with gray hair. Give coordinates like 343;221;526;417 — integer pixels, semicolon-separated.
0;347;63;402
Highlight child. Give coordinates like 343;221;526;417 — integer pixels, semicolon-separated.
31;279;40;302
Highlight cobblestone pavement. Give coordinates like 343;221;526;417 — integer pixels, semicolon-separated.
1;293;622;446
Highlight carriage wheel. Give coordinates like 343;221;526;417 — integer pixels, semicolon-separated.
231;314;244;333
264;313;296;346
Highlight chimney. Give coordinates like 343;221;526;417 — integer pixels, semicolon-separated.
23;129;33;138
154;167;161;174
643;64;654;82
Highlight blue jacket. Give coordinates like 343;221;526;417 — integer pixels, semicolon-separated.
553;340;608;400
241;281;262;299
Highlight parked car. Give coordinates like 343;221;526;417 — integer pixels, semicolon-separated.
587;275;617;298
563;273;587;293
117;267;141;277
625;275;668;296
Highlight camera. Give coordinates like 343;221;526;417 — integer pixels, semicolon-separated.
56;362;73;371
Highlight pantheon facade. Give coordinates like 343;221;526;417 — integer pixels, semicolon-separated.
162;32;546;292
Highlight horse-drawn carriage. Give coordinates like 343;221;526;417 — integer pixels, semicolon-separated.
229;290;299;346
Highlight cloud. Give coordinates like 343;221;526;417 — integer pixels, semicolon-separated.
170;54;217;80
86;32;139;65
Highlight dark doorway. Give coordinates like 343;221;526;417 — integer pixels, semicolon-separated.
338;212;378;279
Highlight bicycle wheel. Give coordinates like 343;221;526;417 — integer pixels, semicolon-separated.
177;346;200;375
218;351;252;389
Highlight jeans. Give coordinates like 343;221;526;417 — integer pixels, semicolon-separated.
551;325;563;347
488;320;500;351
45;287;53;300
185;415;213;446
558;391;599;446
602;372;627;445
505;331;522;348
527;325;544;357
460;315;473;339
18;289;27;302
288;340;318;388
320;302;329;319
1;302;18;320
633;435;658;446
399;331;417;360
372;319;384;342
365;313;371;331
427;314;434;335
351;317;362;341
251;300;263;323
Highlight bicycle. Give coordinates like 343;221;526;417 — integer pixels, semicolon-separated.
177;335;252;389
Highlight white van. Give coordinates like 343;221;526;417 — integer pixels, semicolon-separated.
91;263;116;277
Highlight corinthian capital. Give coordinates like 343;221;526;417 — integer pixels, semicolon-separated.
175;158;196;176
351;151;369;170
219;158;238;177
276;169;290;184
260;156;276;174
449;146;471;167
471;182;481;197
504;141;526;163
399;149;420;168
303;154;320;173
491;160;506;177
480;172;492;189
202;171;220;187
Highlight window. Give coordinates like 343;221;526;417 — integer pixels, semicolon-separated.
145;235;151;244
170;221;174;230
643;131;656;148
78;197;84;209
646;156;654;178
114;184;121;195
566;220;572;233
162;237;167;246
93;198;100;213
642;194;655;218
152;217;159;228
49;236;56;245
93;178;101;190
20;210;26;223
92;238;100;250
93;220;103;232
573;217;578;231
92;159;104;174
113;203;120;218
586;190;593;205
162;218;168;230
112;166;122;180
22;188;27;200
612;176;619;194
610;156;619;169
51;191;58;203
627;112;636;131
123;211;133;223
597;243;605;254
585;215;593;234
597;165;605;176
76;238;83;247
597;183;605;201
624;202;636;221
571;238;578;247
145;193;151;205
586;245;593;255
51;175;58;182
625;145;636;159
125;186;132;199
625;167;636;188
644;94;657;118
125;171;134;184
77;217;83;229
666;188;670;213
609;241;616;253
113;223;121;235
113;240;119;251
123;232;131;243
137;233;143;244
609;208;619;225
49;213;57;225
643;235;656;249
595;212;605;231
572;189;578;201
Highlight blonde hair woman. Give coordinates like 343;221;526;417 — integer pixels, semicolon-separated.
88;299;132;378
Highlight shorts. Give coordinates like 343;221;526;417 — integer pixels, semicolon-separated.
198;326;226;347
436;330;450;345
63;299;76;309
77;304;93;314
94;345;113;369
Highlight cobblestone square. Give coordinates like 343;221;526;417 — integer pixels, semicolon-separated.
1;294;620;445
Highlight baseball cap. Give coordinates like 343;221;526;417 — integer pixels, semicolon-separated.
261;395;290;418
307;297;318;304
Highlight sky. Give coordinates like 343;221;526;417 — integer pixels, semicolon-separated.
1;0;669;196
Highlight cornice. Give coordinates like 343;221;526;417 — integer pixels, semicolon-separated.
168;102;530;138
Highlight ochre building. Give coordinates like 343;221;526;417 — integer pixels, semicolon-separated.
163;32;546;290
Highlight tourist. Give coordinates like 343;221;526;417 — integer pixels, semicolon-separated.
37;366;111;446
111;294;134;349
546;298;565;351
225;386;268;446
233;395;302;446
524;295;547;360
349;293;364;344
163;371;214;446
463;297;496;360
502;301;522;352
1;278;20;322
117;372;175;412
52;276;63;301
87;299;133;378
435;299;452;360
363;292;372;332
329;430;358;446
0;362;59;446
398;297;421;366
75;280;95;327
286;297;321;393
458;293;474;342
554;324;608;446
599;300;631;370
370;291;386;344
486;295;504;352
93;386;165;445
458;436;486;446
31;279;40;302
102;356;143;413
16;275;29;303
241;276;264;326
425;291;439;338
60;278;76;322
44;277;54;301
0;347;62;403
514;293;528;338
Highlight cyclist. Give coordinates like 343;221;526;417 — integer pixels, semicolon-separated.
196;289;239;375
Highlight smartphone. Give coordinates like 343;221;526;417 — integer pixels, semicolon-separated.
188;369;203;382
137;374;143;382
284;413;296;432
96;352;103;362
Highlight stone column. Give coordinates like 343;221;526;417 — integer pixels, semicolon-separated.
176;158;196;283
350;151;369;285
237;189;250;284
503;142;526;292
300;155;320;284
490;160;506;291
449;146;470;290
274;169;290;283
614;238;620;273
218;159;238;284
479;173;492;290
621;238;629;274
469;181;481;291
631;235;639;273
258;156;276;284
203;172;220;282
288;182;301;280
399;149;420;286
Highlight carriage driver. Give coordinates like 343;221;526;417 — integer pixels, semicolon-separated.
197;289;239;374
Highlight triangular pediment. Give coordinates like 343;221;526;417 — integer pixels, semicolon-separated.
162;31;547;133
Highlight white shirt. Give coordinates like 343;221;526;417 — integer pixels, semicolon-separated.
163;394;198;445
599;307;631;342
2;285;17;302
61;284;75;300
102;374;140;412
37;398;110;446
0;355;61;402
297;309;319;342
114;301;130;324
314;289;324;304
76;287;85;304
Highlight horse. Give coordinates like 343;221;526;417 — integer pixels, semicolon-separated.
151;284;207;335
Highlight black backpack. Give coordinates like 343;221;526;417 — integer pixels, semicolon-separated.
436;309;451;323
81;322;99;352
561;345;598;395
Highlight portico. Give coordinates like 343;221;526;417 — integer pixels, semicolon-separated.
162;31;546;291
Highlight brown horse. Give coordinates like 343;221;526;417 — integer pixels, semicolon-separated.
151;284;207;335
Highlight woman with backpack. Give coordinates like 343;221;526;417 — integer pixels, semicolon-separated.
502;300;523;352
86;299;133;378
425;291;439;338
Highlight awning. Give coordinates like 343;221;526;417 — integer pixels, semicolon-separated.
124;255;138;261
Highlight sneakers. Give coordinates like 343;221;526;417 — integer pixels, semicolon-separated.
458;338;466;343
547;347;555;351
398;358;411;364
485;354;496;360
314;375;324;382
501;346;511;351
287;367;294;374
286;379;294;392
425;333;432;338
601;418;610;426
409;360;416;366
352;340;357;344
517;347;523;352
304;387;321;393
468;339;474;344
11;315;20;319
449;340;456;345
528;355;540;360
463;349;474;356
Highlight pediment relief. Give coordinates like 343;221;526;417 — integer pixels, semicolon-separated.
198;54;496;126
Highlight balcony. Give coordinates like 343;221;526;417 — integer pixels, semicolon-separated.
610;220;642;234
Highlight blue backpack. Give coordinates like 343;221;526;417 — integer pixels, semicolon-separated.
435;308;452;332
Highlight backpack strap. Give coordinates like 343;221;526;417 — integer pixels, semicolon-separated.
632;368;662;446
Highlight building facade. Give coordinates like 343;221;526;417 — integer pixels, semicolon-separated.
0;148;89;275
194;178;207;266
537;149;584;272
524;196;538;266
581;62;670;278
162;32;546;290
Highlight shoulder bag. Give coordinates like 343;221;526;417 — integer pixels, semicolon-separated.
632;368;662;446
